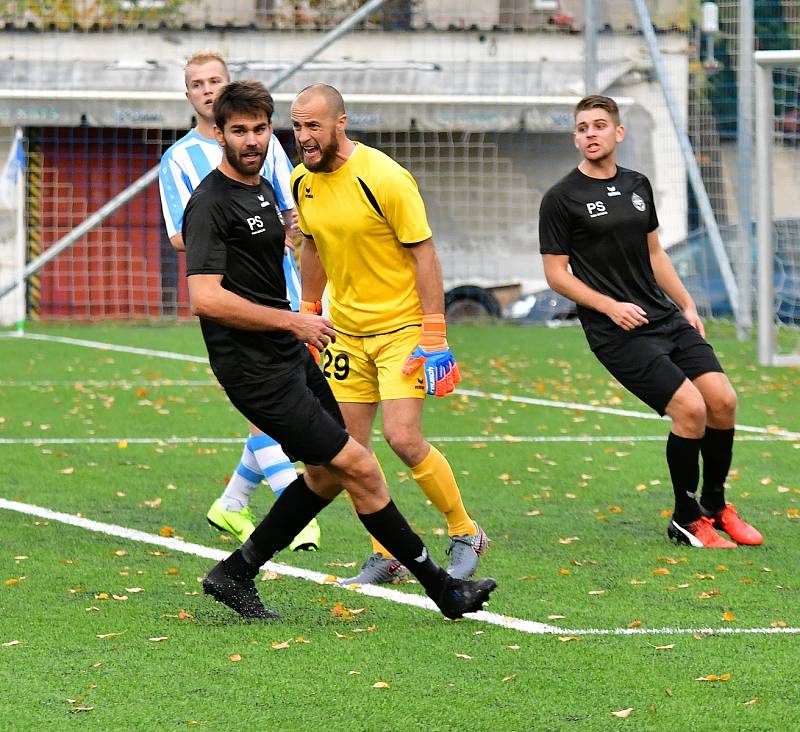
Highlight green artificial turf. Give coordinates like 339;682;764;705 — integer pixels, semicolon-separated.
1;322;798;730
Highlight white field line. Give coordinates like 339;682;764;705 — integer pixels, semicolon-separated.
3;331;800;440
0;331;208;363
1;497;798;637
0;434;796;446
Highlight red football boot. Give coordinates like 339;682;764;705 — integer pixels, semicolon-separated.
667;516;737;548
709;504;764;545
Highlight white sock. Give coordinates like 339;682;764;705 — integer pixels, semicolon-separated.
220;441;263;511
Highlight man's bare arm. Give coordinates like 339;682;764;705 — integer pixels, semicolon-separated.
543;253;649;330
188;273;336;349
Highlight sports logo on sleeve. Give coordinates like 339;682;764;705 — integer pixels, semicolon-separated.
631;192;646;211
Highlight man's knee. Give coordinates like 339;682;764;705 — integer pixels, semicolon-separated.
707;383;737;424
383;424;426;465
667;385;707;435
333;438;384;488
695;373;737;426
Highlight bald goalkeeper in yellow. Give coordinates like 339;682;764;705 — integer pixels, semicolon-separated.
291;84;488;585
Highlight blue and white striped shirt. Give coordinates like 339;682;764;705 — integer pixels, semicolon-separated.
159;129;300;307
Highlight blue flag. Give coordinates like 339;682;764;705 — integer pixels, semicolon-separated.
0;128;24;210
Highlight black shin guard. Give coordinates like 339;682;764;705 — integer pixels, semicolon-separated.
666;432;703;524
699;427;734;513
236;475;330;571
357;500;446;595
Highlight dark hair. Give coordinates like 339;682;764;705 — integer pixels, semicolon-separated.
213;80;274;130
573;95;620;126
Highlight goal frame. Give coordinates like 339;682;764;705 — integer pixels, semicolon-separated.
754;49;800;366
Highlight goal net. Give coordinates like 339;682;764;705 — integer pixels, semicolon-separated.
755;50;800;366
0;0;739;327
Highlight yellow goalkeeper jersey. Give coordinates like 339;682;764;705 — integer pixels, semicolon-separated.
292;143;432;336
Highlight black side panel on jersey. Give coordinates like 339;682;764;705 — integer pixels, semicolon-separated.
292;174;306;211
357;177;383;218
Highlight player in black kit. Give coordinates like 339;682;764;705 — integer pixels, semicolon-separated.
183;80;496;619
539;95;762;549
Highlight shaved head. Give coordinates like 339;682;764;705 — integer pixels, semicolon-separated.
291;83;352;172
294;84;346;118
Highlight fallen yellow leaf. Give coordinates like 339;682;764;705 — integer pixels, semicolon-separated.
228;654;241;662
611;708;633;719
372;681;390;689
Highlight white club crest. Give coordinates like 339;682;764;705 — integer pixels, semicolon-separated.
631;193;646;212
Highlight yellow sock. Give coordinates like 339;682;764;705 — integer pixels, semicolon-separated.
346;456;393;558
411;445;476;537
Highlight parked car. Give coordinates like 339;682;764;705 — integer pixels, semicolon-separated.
505;286;577;324
505;220;800;325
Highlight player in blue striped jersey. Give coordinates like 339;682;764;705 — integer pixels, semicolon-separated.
158;50;319;550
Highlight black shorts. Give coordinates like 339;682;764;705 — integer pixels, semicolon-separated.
222;349;348;466
592;314;723;416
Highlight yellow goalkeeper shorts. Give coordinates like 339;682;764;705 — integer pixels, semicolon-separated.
322;325;426;403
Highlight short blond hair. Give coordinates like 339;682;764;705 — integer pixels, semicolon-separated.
184;50;229;86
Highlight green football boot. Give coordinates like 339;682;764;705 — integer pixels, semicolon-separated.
289;518;321;552
206;498;257;543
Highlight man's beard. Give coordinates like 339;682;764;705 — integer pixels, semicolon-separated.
224;143;266;178
301;138;339;172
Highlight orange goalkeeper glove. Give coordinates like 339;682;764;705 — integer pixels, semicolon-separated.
300;300;323;364
401;313;461;397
